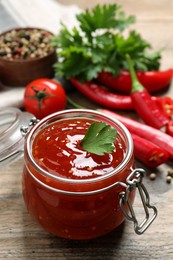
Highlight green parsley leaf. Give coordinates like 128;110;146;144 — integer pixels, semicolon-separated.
76;4;135;37
51;4;161;81
51;23;83;48
80;122;117;155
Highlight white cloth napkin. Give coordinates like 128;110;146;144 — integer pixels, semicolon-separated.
0;87;25;108
1;0;81;33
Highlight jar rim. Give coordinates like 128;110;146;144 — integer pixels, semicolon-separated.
26;109;134;184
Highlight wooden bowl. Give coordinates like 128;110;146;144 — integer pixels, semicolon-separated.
0;27;57;86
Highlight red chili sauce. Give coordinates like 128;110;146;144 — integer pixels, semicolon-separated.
32;118;125;180
22;117;134;239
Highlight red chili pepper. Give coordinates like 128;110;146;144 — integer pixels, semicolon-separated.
166;120;173;136
97;69;173;94
70;78;134;110
131;133;169;168
155;96;173;119
70;78;160;111
99;109;173;159
126;54;169;129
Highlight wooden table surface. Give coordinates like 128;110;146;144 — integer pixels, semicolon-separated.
0;1;173;259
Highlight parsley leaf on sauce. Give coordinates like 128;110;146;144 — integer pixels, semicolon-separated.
80;122;117;155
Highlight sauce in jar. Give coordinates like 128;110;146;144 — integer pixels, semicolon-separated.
32;118;125;180
22;109;135;239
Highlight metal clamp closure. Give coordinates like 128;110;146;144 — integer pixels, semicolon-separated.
20;117;39;136
118;168;157;235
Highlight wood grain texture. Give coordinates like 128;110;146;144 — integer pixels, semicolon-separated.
0;1;173;259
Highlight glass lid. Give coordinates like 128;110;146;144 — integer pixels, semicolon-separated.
0;107;34;167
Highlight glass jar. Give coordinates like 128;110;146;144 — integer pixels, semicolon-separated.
0;108;157;240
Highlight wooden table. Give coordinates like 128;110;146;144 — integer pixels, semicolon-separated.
0;1;173;259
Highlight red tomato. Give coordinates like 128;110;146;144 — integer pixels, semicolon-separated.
24;78;66;119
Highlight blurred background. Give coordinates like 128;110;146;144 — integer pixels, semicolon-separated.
0;0;172;69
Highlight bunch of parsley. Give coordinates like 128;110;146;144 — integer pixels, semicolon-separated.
52;4;161;81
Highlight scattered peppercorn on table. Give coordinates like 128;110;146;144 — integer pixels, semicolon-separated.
0;0;173;259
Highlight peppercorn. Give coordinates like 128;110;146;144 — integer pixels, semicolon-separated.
0;51;6;56
0;28;55;61
166;175;172;184
149;173;156;180
3;36;12;43
167;169;173;177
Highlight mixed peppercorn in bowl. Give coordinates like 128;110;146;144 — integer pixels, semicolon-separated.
0;27;57;86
